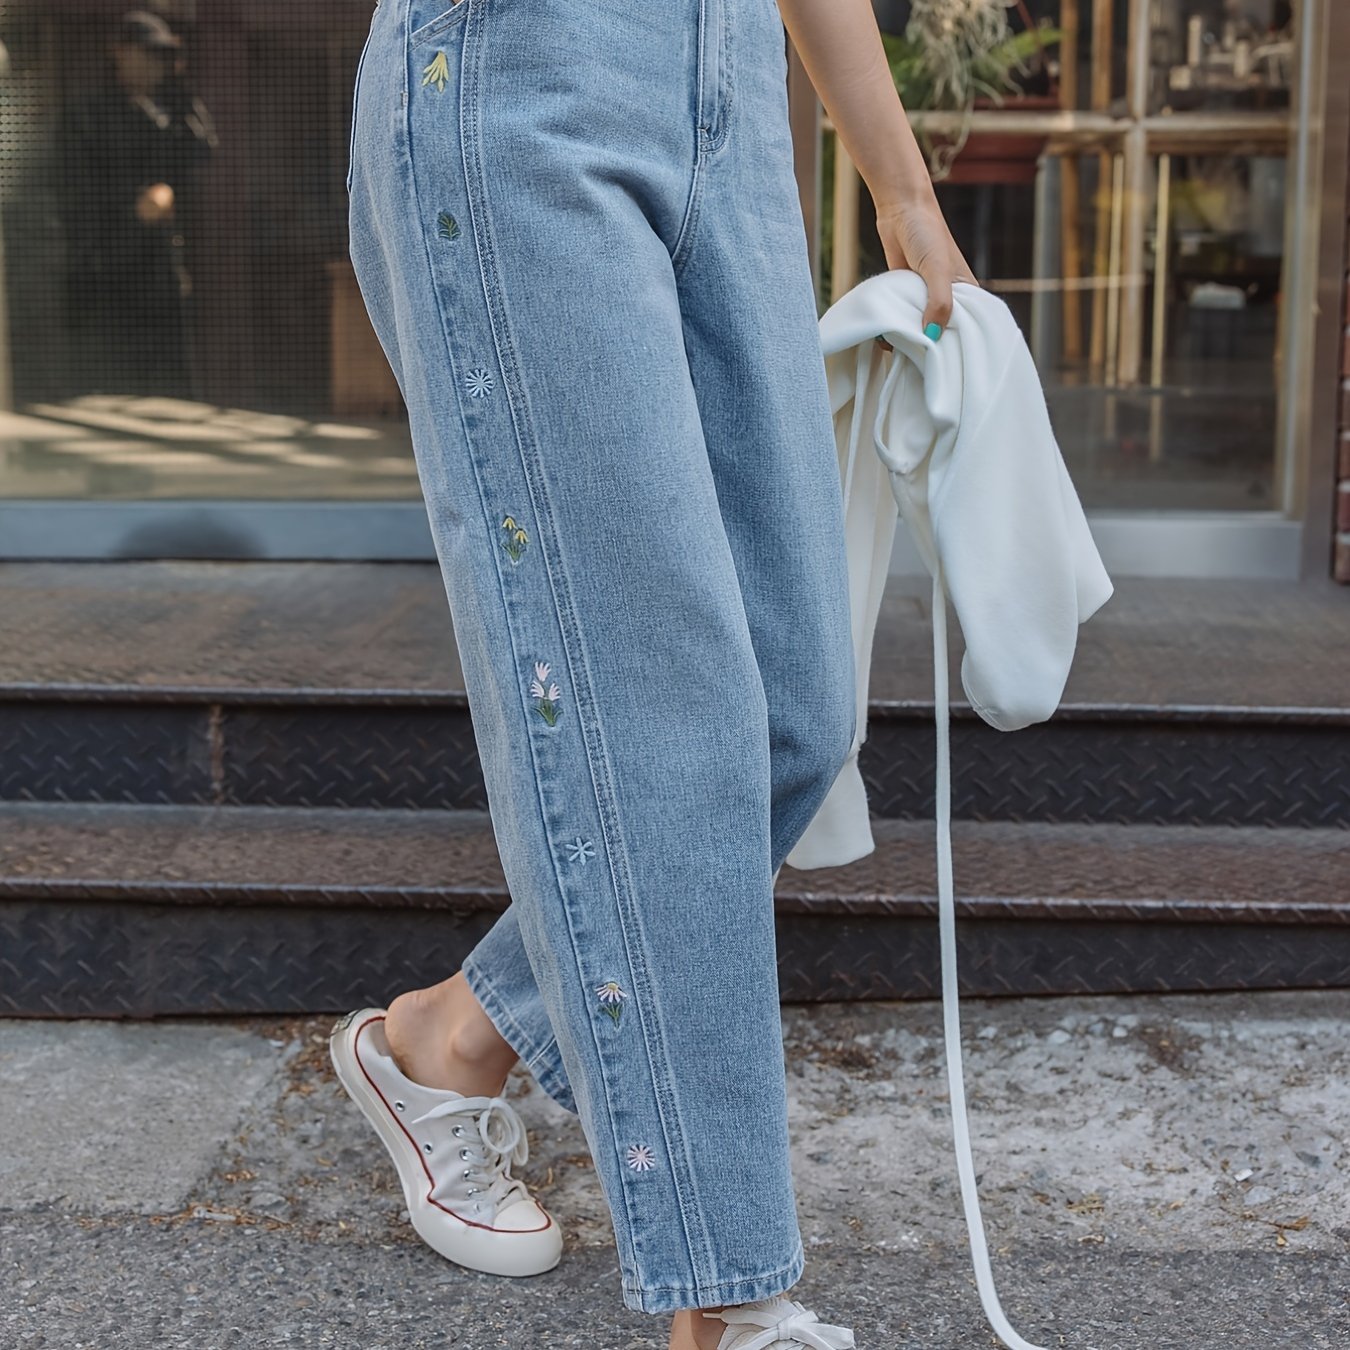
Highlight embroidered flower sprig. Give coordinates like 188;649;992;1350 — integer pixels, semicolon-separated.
421;51;450;93
437;211;461;241
529;660;562;725
501;513;528;563
566;836;595;865
594;981;628;1025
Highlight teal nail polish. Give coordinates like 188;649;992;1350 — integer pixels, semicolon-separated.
924;322;943;342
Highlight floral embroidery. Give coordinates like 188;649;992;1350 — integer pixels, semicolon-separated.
529;660;562;725
437;211;461;241
625;1144;656;1172
566;836;595;865
421;51;450;93
465;366;494;398
595;981;628;1024
501;513;528;564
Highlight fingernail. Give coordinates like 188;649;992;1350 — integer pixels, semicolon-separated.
924;322;942;342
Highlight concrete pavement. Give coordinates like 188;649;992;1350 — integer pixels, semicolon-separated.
2;990;1347;1348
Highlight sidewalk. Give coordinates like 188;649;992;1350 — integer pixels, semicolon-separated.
3;990;1346;1348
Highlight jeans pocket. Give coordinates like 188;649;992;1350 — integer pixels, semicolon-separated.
347;9;378;193
410;0;472;49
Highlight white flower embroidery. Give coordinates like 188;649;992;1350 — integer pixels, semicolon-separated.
529;660;562;725
625;1144;656;1172
566;837;595;864
465;366;494;397
595;980;628;1024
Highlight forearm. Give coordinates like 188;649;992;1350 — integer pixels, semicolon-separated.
774;0;933;210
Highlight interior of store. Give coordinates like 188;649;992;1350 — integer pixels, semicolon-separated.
0;0;1321;521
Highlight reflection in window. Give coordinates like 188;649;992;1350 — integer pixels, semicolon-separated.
840;0;1304;512
0;1;417;502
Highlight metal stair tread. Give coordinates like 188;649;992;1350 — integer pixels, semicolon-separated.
2;564;1348;719
0;801;1344;924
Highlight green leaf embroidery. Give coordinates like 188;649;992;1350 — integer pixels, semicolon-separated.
437;211;461;241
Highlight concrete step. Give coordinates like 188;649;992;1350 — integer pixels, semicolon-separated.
2;801;1345;1015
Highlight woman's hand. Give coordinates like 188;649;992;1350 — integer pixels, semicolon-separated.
874;195;980;339
776;0;981;337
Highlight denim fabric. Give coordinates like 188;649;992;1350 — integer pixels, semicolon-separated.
347;0;856;1314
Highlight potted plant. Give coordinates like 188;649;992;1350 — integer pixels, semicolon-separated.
881;0;1062;184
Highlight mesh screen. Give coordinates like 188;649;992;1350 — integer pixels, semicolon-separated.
0;0;416;500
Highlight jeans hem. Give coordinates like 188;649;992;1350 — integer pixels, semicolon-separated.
619;1243;805;1314
461;955;579;1116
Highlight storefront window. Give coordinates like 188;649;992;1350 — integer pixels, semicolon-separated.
0;1;1324;526
836;0;1307;513
0;0;416;502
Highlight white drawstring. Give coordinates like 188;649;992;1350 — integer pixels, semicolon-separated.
931;562;1049;1350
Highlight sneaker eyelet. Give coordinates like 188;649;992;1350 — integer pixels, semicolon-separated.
452;1126;464;1136
459;1148;472;1160
423;1142;433;1154
462;1168;472;1179
394;1100;406;1111
466;1187;480;1195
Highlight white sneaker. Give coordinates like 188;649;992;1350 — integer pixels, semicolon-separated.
328;1007;562;1277
703;1296;856;1350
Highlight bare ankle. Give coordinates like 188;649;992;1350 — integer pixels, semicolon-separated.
669;1306;727;1350
385;975;517;1096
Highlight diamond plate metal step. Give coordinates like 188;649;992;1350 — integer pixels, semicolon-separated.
2;564;1348;827
2;802;1345;1015
2;694;1346;827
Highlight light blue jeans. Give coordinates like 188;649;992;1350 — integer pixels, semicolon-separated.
347;0;856;1314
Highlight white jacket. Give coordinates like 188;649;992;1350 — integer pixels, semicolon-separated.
786;269;1113;1350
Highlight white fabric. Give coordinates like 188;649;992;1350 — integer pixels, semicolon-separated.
785;269;1114;1350
707;1296;855;1350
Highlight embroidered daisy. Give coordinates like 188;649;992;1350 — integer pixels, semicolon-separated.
465;366;494;398
566;836;595;865
529;660;562;725
625;1144;656;1173
595;981;627;1024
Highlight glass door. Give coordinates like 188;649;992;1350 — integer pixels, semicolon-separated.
813;0;1340;577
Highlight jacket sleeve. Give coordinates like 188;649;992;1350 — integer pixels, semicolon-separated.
931;301;1113;731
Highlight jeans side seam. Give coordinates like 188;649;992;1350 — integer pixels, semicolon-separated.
401;11;585;1139
456;11;691;1290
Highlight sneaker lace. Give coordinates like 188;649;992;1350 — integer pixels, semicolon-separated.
408;1094;531;1212
704;1297;855;1350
